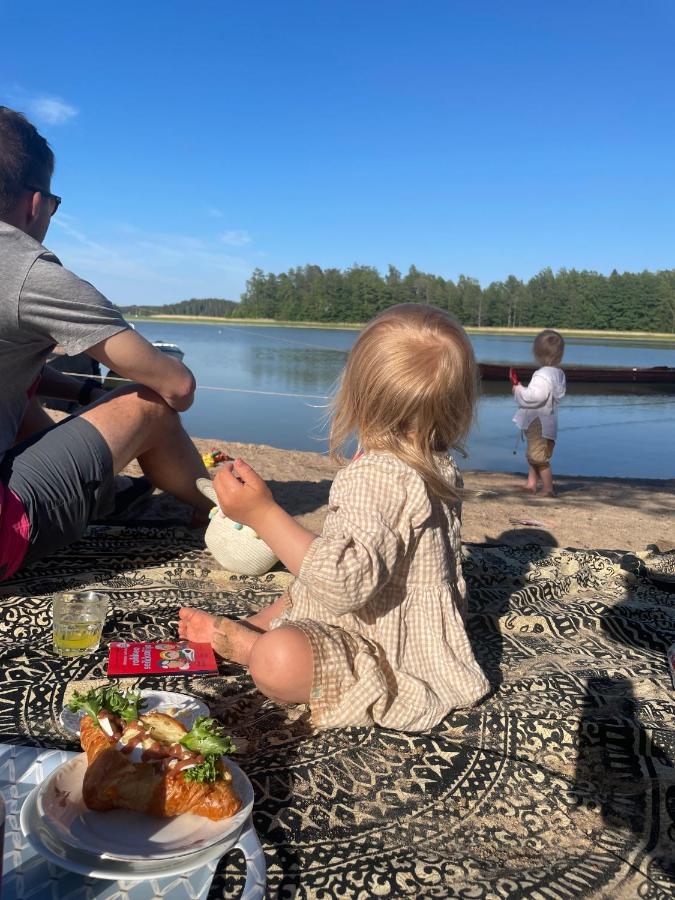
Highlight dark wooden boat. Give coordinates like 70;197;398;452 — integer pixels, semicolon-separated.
479;363;675;384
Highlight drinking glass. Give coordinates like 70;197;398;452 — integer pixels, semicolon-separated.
52;591;108;657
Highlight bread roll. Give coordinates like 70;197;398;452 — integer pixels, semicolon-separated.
79;714;242;821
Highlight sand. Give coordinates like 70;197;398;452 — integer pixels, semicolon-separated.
44;408;672;552
136;437;674;553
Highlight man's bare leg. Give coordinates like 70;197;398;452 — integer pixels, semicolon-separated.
14;397;54;445
79;385;212;514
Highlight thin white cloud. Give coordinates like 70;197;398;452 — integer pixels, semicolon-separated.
27;95;78;125
47;218;253;304
52;215;107;253
219;229;252;247
207;207;224;218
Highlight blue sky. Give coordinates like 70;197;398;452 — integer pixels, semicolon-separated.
2;0;674;305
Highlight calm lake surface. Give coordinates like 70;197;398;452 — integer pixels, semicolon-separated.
132;321;675;479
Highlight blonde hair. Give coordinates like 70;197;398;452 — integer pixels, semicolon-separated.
330;303;478;501
533;329;565;366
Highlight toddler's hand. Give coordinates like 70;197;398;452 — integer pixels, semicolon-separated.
213;459;275;527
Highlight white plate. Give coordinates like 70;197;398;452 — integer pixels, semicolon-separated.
59;689;210;735
20;784;246;881
36;752;254;861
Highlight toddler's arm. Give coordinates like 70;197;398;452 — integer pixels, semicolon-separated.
213;460;316;576
513;373;551;408
293;458;409;616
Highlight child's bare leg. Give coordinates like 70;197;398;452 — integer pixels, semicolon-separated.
178;608;260;663
245;594;289;631
521;463;538;492
540;466;555;496
248;625;313;704
178;594;288;645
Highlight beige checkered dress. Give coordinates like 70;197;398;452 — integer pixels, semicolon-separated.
271;451;490;732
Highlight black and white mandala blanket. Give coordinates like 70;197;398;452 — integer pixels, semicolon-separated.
1;528;673;898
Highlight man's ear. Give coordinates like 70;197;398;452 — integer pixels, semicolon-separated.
27;190;43;227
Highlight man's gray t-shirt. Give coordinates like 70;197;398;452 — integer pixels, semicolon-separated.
0;221;129;463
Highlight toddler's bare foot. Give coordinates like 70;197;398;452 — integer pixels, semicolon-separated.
179;607;217;643
519;482;537;493
179;608;259;664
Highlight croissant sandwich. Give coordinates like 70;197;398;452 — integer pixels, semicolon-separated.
68;687;242;821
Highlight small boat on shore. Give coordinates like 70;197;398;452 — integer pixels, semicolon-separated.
479;363;675;385
152;340;185;361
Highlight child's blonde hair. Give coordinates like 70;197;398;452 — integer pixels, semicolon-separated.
533;329;565;366
330;303;478;501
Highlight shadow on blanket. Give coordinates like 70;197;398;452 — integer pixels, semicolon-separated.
0;527;673;898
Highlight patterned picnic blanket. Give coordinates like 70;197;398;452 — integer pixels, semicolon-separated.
1;526;673;898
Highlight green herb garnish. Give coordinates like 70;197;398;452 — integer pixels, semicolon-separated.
178;717;236;783
182;756;219;783
67;686;147;727
179;717;236;756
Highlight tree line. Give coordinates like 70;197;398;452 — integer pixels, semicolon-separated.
119;265;675;332
118;297;238;318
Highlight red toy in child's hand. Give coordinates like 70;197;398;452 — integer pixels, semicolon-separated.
509;368;520;386
210;448;231;464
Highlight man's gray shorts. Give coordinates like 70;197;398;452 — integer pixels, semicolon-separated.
0;415;115;568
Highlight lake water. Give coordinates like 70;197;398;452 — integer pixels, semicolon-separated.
132;321;675;479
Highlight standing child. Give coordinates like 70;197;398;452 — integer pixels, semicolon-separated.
512;329;566;497
180;303;490;733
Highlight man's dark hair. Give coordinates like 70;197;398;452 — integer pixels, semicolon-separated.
0;106;55;216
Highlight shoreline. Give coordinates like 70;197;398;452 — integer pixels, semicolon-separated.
141;436;675;553
126;314;675;343
45;411;671;553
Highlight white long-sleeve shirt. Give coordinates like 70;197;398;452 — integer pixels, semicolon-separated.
512;366;566;439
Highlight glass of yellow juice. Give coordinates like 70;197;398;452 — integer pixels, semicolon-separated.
52;591;108;657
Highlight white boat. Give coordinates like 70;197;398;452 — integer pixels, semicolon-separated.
152;340;185;361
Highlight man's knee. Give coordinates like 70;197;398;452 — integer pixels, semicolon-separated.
94;384;178;430
106;383;170;411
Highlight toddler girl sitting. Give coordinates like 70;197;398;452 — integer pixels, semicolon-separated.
180;303;489;732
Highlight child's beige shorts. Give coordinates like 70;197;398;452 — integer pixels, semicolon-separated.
525;419;555;469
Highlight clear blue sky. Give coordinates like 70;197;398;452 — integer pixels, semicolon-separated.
2;0;674;305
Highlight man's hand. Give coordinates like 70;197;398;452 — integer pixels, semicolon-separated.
88;329;196;411
213;460;276;528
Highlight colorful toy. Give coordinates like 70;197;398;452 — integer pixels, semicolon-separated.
201;447;231;468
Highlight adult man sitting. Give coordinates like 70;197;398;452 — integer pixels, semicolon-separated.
0;106;213;580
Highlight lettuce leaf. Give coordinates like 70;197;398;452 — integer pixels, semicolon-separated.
67;686;147;726
180;717;236;756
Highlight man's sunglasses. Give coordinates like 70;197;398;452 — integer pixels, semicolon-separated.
25;185;61;215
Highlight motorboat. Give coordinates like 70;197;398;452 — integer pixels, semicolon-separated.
152;340;185;361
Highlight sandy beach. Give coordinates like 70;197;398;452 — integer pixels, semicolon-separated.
45;409;672;552
139;435;674;553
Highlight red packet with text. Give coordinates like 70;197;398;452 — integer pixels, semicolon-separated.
107;640;218;676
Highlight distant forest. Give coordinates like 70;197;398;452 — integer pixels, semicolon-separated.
119;265;675;332
118;297;239;318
